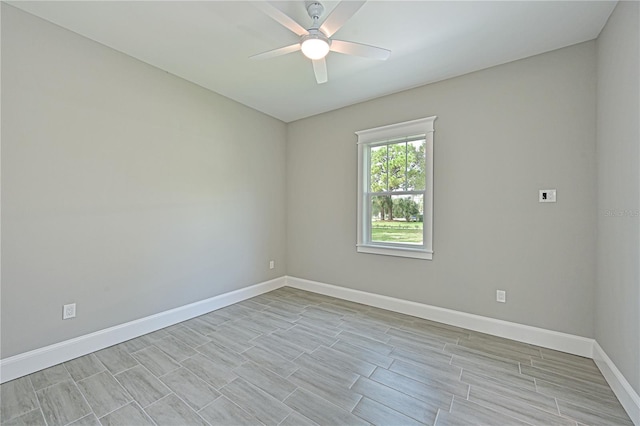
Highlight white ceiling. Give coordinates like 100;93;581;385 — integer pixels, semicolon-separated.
9;1;616;122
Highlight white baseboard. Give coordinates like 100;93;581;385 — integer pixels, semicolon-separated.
285;276;594;357
0;277;286;384
593;342;640;426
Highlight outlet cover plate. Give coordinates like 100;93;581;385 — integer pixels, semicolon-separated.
496;290;506;303
63;303;76;320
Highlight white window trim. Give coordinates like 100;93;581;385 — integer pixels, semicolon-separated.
356;116;436;260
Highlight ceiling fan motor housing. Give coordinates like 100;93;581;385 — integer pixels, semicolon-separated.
301;29;330;46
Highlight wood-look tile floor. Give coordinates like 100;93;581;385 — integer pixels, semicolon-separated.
0;287;633;426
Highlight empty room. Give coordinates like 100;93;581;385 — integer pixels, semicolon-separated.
1;1;638;425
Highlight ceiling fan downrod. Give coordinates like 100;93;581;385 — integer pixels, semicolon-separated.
306;2;324;29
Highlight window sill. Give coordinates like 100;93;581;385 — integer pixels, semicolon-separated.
356;244;433;260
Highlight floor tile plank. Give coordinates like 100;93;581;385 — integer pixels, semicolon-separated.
520;364;616;399
68;413;100;426
242;346;299;377
288;367;363;411
251;333;306;360
180;353;237;389
390;358;462;384
94;345;139;375
338;319;392;343
131;346;181;377
168;326;212;348
0;376;40;423
114;365;171;408
273;325;338;350
220;378;291;426
461;370;556;413
445;344;521;374
64;354;106;382
195;341;246;369
444;397;531;426
350;376;439;424
557;398;634;426
36;380;91;426
308;345;377;377
144;394;208;426
284;388;368;426
293;353;360;388
29;365;72;390
153;335;197;362
336;330;394;355
293;316;343;337
279;410;319;426
371;366;461;404
456;337;540;363
158;368;220;411
76;371;132;418
352;397;424;426
531;357;608;385
98;402;154;426
232;361;297;401
198;396;261;426
468;386;576;425
331;340;394;368
2;409;46;426
536;379;628;419
389;345;453;367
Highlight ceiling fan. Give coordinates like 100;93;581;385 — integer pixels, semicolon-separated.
251;1;391;84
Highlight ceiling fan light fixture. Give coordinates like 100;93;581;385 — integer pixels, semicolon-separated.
300;32;330;60
253;1;390;84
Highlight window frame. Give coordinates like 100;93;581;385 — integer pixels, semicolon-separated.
356;116;436;260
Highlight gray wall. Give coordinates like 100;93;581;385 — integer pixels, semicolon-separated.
1;5;287;358
595;1;640;394
287;41;597;337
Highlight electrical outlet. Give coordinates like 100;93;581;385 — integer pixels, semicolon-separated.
63;303;76;320
269;260;275;270
496;290;506;303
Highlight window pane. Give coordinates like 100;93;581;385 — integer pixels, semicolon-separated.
370;194;424;244
369;145;388;192
407;139;426;191
370;140;425;192
386;142;406;191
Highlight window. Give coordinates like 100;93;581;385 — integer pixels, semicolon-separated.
356;116;436;260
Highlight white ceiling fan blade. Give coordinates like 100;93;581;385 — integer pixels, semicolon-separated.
250;43;301;60
319;0;366;38
312;58;328;84
330;40;391;60
252;1;308;37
